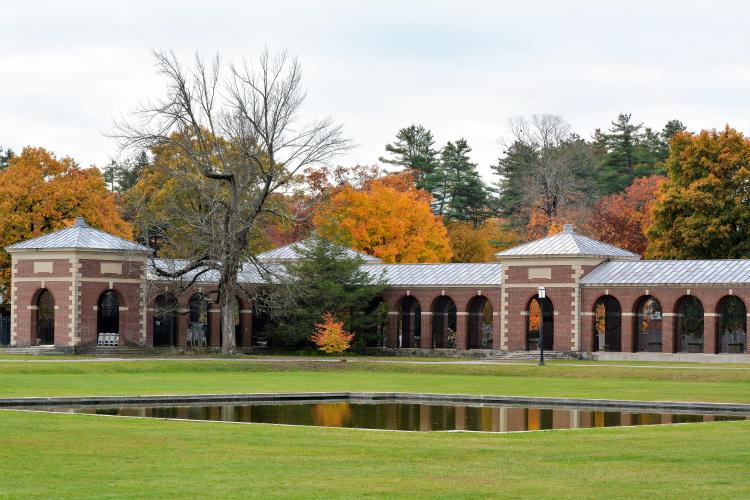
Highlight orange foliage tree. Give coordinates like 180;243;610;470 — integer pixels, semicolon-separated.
315;172;452;263
588;175;666;255
447;218;520;262
310;312;354;354
0;147;132;300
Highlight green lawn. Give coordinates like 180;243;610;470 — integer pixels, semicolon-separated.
1;358;750;403
0;410;748;498
3;358;750;498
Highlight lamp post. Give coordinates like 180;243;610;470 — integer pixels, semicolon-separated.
538;286;546;366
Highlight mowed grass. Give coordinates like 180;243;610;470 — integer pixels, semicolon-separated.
1;409;749;498
1;359;750;402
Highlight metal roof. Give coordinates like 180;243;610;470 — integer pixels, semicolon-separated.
581;259;750;285
150;259;502;287
495;224;639;259
364;263;502;287
257;239;381;263
148;259;283;284
5;218;150;253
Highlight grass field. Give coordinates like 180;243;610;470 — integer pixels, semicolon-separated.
1;409;748;498
2;358;750;498
1;358;750;402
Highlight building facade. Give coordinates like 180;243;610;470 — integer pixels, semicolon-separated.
4;220;749;360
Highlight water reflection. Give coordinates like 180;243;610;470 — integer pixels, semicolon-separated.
46;401;748;433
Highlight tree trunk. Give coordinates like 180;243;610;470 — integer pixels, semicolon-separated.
220;286;236;355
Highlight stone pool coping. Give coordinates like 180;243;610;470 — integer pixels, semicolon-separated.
1;392;750;414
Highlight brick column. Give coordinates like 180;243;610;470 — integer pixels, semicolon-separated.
662;314;674;353
621;314;633;352
386;313;398;348
420;312;432;349
241;310;252;347
580;313;594;352
704;314;716;354
209;307;221;346
492;311;502;350
177;309;188;347
455;312;467;350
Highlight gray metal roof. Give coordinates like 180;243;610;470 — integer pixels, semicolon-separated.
581;260;750;285
495;224;639;259
257;239;381;263
148;259;284;284
5;218;150;253
150;259;502;287
364;263;502;287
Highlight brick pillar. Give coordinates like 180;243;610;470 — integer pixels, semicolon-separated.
420;312;432;349
177;310;188;347
242;310;252;348
580;313;594;352
492;311;501;350
662;315;674;353
621;314;633;352
704;314;716;354
146;309;154;347
455;312;467;350
386;313;398;348
209;307;221;346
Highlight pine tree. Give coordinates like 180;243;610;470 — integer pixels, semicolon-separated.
491;140;538;225
596;113;643;194
379;124;439;191
270;234;387;349
0;146;14;170
431;139;489;225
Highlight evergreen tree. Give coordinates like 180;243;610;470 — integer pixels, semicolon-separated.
431;139;489;225
0;146;14;170
379;124;439;190
104;151;150;193
269;234;387;349
596;113;643;193
491;140;538;225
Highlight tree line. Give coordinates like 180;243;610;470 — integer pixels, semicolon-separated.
1;49;749;353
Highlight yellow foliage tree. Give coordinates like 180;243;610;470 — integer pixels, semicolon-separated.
0;147;132;300
315;173;452;263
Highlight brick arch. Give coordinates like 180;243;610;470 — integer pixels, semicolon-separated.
673;295;704;353
466;295;493;349
632;295;663;352
431;295;457;349
715;295;747;354
525;293;553;351
31;288;55;346
591;294;622;352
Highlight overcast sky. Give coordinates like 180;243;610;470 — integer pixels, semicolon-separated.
1;0;749;181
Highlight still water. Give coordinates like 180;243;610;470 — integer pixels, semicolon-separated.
45;400;747;433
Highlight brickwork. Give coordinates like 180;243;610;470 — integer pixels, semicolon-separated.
380;287;502;350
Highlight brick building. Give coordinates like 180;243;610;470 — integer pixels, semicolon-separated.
4;220;749;360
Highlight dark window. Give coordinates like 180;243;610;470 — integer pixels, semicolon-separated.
527;295;553;351
675;296;704;353
431;296;457;349
398;296;421;348
634;296;662;352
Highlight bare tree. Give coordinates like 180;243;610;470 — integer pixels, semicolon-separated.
506;114;597;229
116;49;350;354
